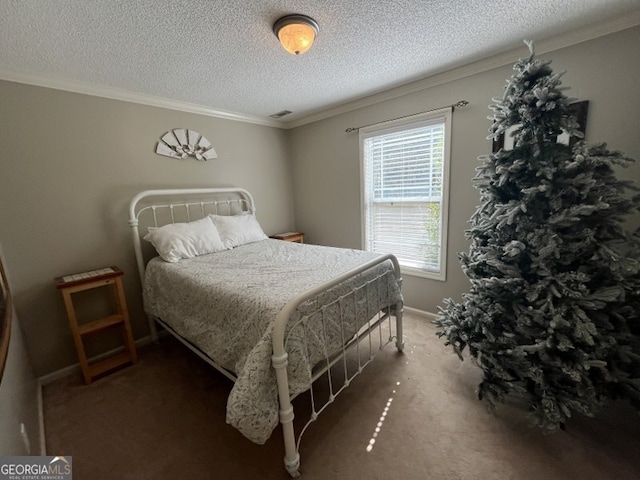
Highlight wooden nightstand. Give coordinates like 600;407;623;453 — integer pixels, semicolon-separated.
55;266;137;384
270;232;304;243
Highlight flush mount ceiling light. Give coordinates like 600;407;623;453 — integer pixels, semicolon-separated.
273;14;319;55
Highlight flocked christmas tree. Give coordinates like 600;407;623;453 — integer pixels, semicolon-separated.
434;42;640;429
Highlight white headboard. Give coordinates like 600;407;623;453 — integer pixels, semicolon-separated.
128;187;256;284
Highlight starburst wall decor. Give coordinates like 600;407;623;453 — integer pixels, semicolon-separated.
155;128;217;161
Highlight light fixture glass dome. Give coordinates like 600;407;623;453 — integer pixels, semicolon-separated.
273;14;319;55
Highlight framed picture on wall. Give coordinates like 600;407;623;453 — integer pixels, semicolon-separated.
0;254;11;383
492;100;589;153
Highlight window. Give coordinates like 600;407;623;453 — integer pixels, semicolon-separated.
360;108;451;280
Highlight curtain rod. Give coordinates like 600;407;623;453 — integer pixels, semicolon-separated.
345;100;469;133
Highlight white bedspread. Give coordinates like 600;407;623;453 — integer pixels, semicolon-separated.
143;239;402;444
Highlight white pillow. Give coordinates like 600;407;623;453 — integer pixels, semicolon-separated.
209;212;268;249
143;216;226;263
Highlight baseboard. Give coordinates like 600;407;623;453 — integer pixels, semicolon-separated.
38;335;154;386
403;306;437;321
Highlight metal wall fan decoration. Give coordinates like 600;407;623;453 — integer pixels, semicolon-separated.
155;128;218;161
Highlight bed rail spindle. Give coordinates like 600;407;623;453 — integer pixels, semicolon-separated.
395;300;405;352
318;307;335;404
151;206;158;227
377;311;384;353
303;319;319;422
366;283;374;362
338;297;351;387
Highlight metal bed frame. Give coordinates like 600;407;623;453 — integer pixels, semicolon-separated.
128;187;404;477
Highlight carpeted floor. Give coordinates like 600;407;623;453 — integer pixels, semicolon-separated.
43;312;640;480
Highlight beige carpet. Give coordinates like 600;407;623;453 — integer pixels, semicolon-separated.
43;312;640;480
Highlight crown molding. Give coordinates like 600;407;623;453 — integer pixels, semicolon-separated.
1;11;637;131
0;70;284;128
284;12;640;129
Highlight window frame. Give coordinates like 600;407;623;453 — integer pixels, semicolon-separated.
359;107;452;281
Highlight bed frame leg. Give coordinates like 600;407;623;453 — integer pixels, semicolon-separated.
148;316;159;343
272;351;301;478
395;301;404;352
284;443;301;478
279;402;300;478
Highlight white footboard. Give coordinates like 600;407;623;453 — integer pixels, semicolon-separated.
272;254;404;478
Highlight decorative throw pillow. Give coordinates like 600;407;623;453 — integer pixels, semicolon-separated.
143;216;226;262
209;212;268;249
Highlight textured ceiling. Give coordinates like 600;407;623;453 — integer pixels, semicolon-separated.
1;0;639;126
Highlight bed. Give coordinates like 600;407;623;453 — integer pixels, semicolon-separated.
128;187;404;477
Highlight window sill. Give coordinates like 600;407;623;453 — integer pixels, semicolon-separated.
400;266;446;282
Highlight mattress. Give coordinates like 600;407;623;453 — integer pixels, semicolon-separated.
143;238;403;443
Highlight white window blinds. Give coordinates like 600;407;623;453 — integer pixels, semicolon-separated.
360;109;451;280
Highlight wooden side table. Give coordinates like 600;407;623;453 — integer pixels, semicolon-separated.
55;266;137;384
270;232;305;243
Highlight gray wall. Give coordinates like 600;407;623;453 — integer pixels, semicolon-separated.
0;26;638;380
0;83;295;376
289;26;640;314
